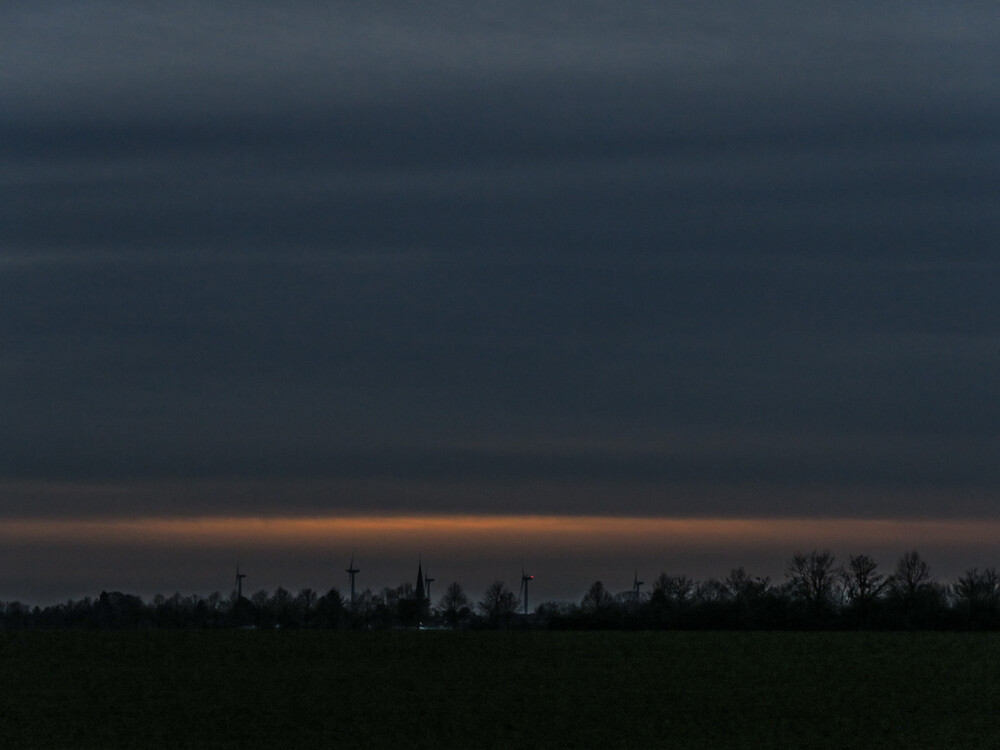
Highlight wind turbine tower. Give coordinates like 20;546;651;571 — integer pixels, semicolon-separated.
633;570;644;599
520;565;534;615
424;570;435;602
234;563;247;600
346;554;360;607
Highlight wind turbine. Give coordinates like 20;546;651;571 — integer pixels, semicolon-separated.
424;569;435;602
234;562;247;600
520;564;534;615
345;553;360;607
633;570;644;599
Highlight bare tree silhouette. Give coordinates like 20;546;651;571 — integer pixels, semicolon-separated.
892;550;932;600
581;581;614;613
439;582;471;629
887;550;946;628
841;554;890;627
477;580;520;628
786;550;838;625
954;568;1000;629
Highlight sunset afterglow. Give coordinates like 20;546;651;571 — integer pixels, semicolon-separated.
3;512;1000;604
5;514;1000;550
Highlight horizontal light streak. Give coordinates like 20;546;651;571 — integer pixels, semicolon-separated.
3;514;1000;551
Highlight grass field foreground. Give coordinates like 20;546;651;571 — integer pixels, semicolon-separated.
2;630;999;748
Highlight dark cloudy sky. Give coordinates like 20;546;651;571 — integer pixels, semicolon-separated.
2;3;999;602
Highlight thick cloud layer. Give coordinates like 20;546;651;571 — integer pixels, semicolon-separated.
3;3;1000;520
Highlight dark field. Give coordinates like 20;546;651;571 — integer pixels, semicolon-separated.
3;630;1000;748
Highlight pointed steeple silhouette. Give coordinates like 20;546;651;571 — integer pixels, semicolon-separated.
415;559;426;601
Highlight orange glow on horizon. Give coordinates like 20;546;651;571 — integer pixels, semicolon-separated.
3;514;1000;552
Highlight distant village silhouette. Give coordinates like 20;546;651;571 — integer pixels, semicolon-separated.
6;549;1000;630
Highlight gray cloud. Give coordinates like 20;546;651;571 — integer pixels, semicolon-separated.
2;3;1000;523
7;3;999;115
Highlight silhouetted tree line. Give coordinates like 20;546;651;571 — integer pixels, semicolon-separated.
5;550;1000;631
540;551;988;632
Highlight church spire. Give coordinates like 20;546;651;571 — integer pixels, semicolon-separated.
415;559;426;601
